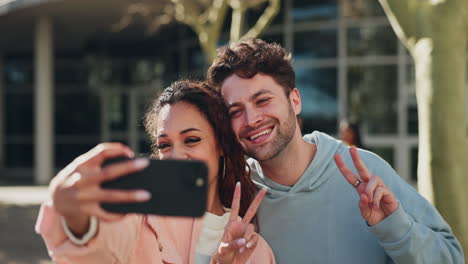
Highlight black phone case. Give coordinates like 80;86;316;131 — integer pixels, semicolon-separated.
100;157;207;217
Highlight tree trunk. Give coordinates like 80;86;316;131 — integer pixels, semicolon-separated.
379;0;468;256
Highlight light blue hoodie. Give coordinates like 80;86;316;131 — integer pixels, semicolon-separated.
250;131;463;264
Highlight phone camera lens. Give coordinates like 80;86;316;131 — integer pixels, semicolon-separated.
195;178;204;187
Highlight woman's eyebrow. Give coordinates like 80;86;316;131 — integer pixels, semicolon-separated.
180;128;201;134
157;128;201;138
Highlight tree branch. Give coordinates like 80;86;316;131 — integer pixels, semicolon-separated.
241;0;280;40
230;1;247;41
209;0;229;42
378;0;421;46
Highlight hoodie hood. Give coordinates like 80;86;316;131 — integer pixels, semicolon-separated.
249;131;342;198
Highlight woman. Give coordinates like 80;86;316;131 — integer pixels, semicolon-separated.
35;81;275;263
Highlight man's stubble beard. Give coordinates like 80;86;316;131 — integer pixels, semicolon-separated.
246;105;297;162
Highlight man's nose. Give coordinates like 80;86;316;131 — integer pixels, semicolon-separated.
245;107;263;127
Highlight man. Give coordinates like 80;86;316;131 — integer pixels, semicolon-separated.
207;39;463;263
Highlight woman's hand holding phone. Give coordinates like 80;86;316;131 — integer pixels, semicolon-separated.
49;143;151;237
214;182;267;264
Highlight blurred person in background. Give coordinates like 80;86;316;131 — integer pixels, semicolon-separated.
339;119;365;148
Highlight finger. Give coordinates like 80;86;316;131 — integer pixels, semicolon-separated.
373;186;385;210
83;158;149;185
359;193;371;219
382;191;399;215
94;189;151;203
365;175;383;203
242;188;266;225
84;143;135;166
349;147;371;182
218;238;246;255
245;233;259;249
229;182;241;222
334;154;360;187
244;223;255;240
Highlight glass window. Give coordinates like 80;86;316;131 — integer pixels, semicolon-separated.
347;65;398;134
407;104;418;134
296;66;338;134
347;26;398;57
294;29;337;60
109;93;128;132
406;64;418;134
139;138;152;157
110;138;128;145
55;143;97;167
164;50;180;77
410;147;418;182
55;93;101;135
188;46;208;71
368;146;394;167
130;59;164;84
5;143;33;168
55;58;89;85
341;0;386;18
247;1;284;27
262;34;284;47
138;93;158;133
292;0;338;22
99;59;133;85
4;59;33;86
5;94;33;135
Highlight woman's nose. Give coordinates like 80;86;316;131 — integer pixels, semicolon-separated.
169;147;190;160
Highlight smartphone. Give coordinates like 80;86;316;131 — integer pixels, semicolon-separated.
100;157;207;217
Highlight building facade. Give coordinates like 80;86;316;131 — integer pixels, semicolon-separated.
0;0;466;185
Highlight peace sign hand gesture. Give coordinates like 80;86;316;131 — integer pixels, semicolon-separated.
213;182;267;264
334;147;399;226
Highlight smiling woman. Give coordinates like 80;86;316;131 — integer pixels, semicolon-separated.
35;80;275;264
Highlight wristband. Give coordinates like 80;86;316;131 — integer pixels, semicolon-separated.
61;215;98;246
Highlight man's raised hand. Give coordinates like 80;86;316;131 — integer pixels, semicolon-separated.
334;146;399;226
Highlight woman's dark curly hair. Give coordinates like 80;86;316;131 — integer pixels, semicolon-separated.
144;80;257;220
207;38;295;95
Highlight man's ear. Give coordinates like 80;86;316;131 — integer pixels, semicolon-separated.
289;88;302;115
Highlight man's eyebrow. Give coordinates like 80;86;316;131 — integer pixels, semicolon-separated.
157;128;200;138
227;89;274;111
251;89;274;100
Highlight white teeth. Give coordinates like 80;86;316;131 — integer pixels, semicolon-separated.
250;129;272;141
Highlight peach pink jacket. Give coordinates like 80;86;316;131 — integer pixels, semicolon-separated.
36;202;276;264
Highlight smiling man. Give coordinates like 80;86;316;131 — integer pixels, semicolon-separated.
207;39;463;264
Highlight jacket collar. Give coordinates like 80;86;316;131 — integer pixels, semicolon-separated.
146;215;206;264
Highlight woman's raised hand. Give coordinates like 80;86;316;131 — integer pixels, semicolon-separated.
214;182;267;264
49;143;151;236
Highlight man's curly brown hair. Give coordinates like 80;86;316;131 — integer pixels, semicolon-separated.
207;38;295;95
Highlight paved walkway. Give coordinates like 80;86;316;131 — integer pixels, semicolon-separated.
0;186;53;264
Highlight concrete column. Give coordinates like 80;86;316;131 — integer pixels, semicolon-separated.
34;16;54;185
